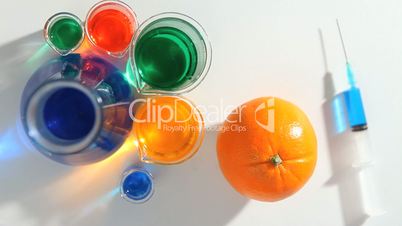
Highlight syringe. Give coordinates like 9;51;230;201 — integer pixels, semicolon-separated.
336;19;368;132
336;19;385;217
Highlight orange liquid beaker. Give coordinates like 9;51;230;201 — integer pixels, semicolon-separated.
133;96;205;164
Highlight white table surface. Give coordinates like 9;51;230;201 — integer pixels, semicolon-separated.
0;0;401;225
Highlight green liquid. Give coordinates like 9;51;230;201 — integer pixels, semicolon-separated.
49;18;83;51
135;27;198;90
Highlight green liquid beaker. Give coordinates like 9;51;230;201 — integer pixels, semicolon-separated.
129;13;212;95
44;12;84;56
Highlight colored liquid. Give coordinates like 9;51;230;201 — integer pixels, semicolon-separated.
43;88;95;140
48;18;83;51
134;97;203;164
122;170;153;202
135;27;198;90
87;9;135;53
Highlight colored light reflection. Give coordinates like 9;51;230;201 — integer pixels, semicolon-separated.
75;36;93;54
123;61;136;87
76;37;129;70
26;44;52;66
0;128;25;161
331;94;348;134
74;186;120;222
45;133;138;207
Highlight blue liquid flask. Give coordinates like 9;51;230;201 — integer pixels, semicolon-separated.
20;54;134;165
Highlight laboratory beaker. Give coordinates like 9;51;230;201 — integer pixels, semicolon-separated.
132;96;205;164
85;0;138;57
129;12;212;95
44;12;84;56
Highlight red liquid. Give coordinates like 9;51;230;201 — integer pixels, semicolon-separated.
87;9;135;53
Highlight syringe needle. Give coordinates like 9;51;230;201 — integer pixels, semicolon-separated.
336;19;349;63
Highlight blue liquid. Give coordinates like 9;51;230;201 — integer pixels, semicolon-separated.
343;87;367;131
122;171;153;202
43;88;95;140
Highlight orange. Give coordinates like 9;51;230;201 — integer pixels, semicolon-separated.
134;96;204;165
216;97;317;201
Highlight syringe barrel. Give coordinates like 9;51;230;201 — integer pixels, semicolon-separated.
343;87;367;131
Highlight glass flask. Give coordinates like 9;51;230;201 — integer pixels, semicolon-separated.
20;54;134;165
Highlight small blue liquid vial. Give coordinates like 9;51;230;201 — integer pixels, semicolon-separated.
121;169;154;203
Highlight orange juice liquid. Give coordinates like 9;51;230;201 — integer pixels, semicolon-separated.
134;96;204;164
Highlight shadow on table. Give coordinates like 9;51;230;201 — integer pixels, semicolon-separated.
0;33;247;226
322;100;370;226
